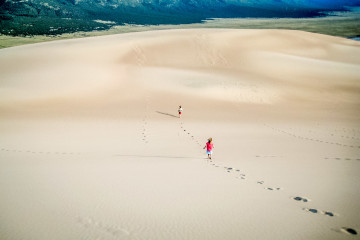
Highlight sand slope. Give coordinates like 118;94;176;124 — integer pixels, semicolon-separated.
0;29;360;240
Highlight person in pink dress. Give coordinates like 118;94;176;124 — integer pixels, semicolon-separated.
203;138;214;159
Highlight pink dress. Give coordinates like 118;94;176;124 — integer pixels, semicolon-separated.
206;142;213;153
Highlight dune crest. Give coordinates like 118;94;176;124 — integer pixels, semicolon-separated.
1;29;359;120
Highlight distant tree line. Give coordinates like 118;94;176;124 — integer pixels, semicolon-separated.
0;0;329;36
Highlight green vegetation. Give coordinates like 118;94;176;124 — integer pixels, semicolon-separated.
0;13;359;49
0;0;205;36
0;16;111;36
0;0;339;39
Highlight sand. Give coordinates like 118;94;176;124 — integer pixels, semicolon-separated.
0;29;360;240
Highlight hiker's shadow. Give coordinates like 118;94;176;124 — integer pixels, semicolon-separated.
156;111;178;118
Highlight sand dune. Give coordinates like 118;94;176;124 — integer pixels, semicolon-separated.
0;29;360;240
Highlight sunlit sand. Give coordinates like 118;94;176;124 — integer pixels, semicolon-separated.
1;29;360;239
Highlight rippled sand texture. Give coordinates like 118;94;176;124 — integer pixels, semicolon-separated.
0;29;360;240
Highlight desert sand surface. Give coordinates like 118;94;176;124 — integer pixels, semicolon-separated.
0;29;360;240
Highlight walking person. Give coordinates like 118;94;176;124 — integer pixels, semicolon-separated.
203;138;214;159
178;105;183;118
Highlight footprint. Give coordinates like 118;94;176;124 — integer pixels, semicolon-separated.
266;187;281;191
308;208;318;213
328;157;360;161
303;208;336;217
341;227;358;235
257;181;264;184
324;211;334;217
77;216;130;237
293;196;309;202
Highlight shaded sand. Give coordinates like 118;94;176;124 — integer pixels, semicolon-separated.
0;29;360;240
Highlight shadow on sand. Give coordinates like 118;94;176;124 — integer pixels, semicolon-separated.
156;111;179;118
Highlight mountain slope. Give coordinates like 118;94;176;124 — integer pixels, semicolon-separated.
1;0;359;36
